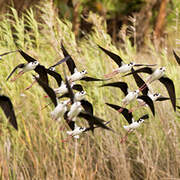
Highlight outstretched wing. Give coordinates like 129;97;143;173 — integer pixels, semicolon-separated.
78;112;113;131
6;63;25;81
131;68;149;95
101;82;129;96
0;50;18;57
98;45;124;67
123;67;154;77
61;43;76;74
159;76;176;111
80;100;94;115
81;76;108;82
19;50;37;63
105;103;133;124
49;56;70;69
173;50;180;65
137;95;155;116
0;95;18;130
46;68;63;87
35;76;57;107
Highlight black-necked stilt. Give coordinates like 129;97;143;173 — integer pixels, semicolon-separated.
101;81;155;115
98;45;156;78
78;111;114;132
106;103;149;142
0;95;18;130
123;67;176;111
66;120;111;139
7;61;39;81
61;43;108;82
14;50;69;89
173;50;180;65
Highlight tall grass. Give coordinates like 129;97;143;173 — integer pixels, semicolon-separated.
0;3;179;180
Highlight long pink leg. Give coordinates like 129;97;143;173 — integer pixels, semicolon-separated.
11;71;24;82
62;135;73;143
104;70;119;78
25;80;37;90
120;129;132;143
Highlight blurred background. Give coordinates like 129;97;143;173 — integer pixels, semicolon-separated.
0;0;179;51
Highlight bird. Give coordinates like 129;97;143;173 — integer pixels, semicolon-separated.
61;43;108;82
51;100;69;121
6;59;39;81
13;50;69;90
173;50;180;65
106;103;149;142
100;81;155;115
0;95;18;130
98;45;156;78
130;67;172;108
123;67;176;111
0;50;18;60
35;75;70;121
77;111;114;133
66;119;111;139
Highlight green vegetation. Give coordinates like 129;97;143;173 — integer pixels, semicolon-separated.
0;2;179;179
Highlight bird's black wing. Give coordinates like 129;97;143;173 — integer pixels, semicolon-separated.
131;67;149;95
34;65;49;85
58;93;70;99
78;112;113;131
45;68;63;87
173;50;180;65
6;63;25;81
61;43;76;74
0;95;18;130
72;84;84;91
35;76;57;107
105;103;133;124
156;96;170;101
0;50;18;57
159;76;176;111
137;114;149;122
19;50;37;63
80;100;93;115
137;95;155;116
101;82;129;96
123;67;154;77
98;45;123;67
81;76;108;82
49;56;70;69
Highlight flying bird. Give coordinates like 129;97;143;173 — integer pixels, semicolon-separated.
0;95;18;130
123;67;176;111
106;103;149;142
98;45;156;78
61;43;108;82
100;81;155;115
